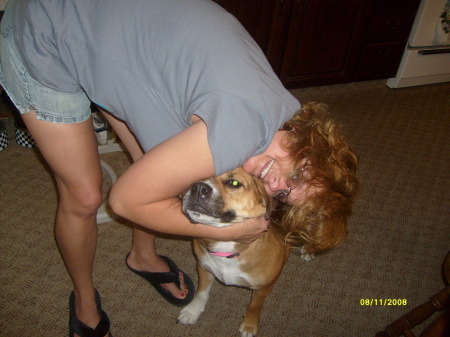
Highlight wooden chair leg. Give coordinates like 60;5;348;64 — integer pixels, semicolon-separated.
375;287;450;337
420;310;450;337
403;331;415;337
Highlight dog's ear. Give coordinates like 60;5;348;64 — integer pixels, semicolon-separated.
264;196;274;221
251;176;273;220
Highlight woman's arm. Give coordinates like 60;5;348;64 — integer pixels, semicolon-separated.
109;119;268;242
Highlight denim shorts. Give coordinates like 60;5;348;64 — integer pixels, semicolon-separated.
0;0;91;124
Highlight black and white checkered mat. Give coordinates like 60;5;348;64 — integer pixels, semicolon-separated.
14;126;37;148
0;120;9;151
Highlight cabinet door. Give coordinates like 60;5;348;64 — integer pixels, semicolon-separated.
212;0;279;53
280;0;362;88
351;0;421;81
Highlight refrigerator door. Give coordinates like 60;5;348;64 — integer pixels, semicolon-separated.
387;0;450;88
409;0;450;47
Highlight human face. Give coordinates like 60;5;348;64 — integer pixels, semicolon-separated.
243;131;316;205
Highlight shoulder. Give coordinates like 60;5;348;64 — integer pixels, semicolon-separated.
192;92;291;175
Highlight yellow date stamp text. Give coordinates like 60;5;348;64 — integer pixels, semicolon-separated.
360;299;408;306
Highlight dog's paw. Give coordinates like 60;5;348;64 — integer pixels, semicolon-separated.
300;246;315;261
177;299;205;325
239;321;258;337
239;314;259;337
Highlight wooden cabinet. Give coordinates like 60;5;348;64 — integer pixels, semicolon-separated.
278;0;363;88
213;0;421;88
352;0;422;81
212;0;279;53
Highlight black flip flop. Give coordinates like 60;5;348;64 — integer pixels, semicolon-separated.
125;253;195;307
69;290;112;337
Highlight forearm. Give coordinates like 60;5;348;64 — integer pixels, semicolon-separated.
107;120;266;242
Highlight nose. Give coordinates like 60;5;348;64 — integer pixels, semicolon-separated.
267;178;288;196
191;182;212;199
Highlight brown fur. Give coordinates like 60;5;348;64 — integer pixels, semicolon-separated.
214;170;271;222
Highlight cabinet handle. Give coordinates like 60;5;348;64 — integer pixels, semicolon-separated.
418;48;450;55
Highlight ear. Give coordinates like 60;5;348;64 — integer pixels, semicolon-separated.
251;175;273;220
264;198;274;221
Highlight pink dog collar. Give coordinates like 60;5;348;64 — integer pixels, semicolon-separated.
207;249;240;259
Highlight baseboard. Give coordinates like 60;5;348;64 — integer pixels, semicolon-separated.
386;73;450;88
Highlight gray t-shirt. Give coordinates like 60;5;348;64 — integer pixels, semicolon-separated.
13;0;300;175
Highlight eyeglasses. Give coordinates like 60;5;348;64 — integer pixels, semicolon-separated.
272;179;299;204
273;161;309;204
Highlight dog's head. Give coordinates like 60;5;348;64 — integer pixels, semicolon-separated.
182;168;272;227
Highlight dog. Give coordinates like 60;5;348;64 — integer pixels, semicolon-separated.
177;103;359;336
177;167;290;337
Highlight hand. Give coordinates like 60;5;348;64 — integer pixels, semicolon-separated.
221;216;269;244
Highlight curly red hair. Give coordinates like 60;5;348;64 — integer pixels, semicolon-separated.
271;102;359;255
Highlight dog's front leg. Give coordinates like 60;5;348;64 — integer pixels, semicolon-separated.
178;263;215;324
239;283;275;337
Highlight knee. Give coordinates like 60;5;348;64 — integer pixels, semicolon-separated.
80;190;103;214
59;185;103;219
108;184;133;219
108;187;125;218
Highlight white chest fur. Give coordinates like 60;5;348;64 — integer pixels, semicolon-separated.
199;242;255;288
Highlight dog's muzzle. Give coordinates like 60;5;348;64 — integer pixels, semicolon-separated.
182;181;236;225
191;182;213;199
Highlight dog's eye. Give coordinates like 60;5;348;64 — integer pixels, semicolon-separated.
226;179;242;188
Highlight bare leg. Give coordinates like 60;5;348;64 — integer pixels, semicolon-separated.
20;111;108;336
100;109;187;299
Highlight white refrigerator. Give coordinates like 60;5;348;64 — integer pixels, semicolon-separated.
387;0;450;88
